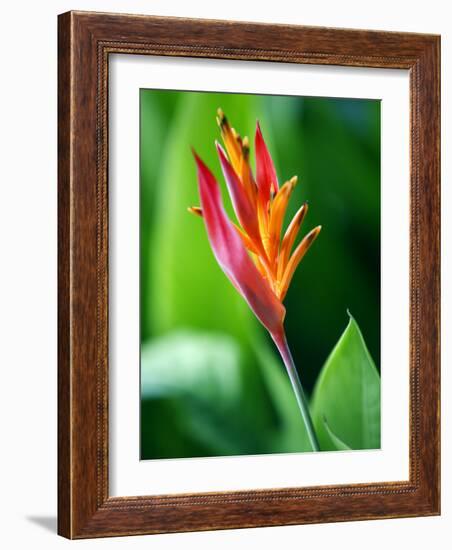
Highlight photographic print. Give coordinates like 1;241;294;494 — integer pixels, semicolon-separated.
58;13;440;537
140;89;381;460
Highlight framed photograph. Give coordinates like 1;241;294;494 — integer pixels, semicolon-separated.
58;11;440;538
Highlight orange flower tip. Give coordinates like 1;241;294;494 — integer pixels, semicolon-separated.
242;136;250;157
231;128;242;145
291;203;308;228
217;108;227;127
309;225;322;240
187;206;203;217
289;175;298;188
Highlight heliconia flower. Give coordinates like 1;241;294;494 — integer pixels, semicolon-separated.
189;109;322;451
189;109;321;336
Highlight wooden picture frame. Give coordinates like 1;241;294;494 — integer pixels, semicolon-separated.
58;10;440;539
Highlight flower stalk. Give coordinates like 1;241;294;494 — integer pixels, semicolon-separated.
272;330;320;451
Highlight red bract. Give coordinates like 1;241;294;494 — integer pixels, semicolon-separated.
255;121;279;199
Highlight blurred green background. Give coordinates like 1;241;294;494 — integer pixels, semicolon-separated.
140;89;380;460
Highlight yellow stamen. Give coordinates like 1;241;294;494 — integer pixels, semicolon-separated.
277;202;308;282
279;225;322;300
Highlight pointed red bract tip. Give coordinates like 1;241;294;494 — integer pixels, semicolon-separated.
255;122;279;204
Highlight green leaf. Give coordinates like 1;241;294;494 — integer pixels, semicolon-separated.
311;313;380;451
322;416;351;451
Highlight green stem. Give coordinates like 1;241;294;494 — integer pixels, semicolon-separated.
272;331;320;452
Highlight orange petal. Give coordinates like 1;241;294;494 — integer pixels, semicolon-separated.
233;223;258;254
279;225;321;301
277;202;308;281
239;136;257;206
233;224;275;284
257;198;270;256
250;252;270;281
268;176;297;264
